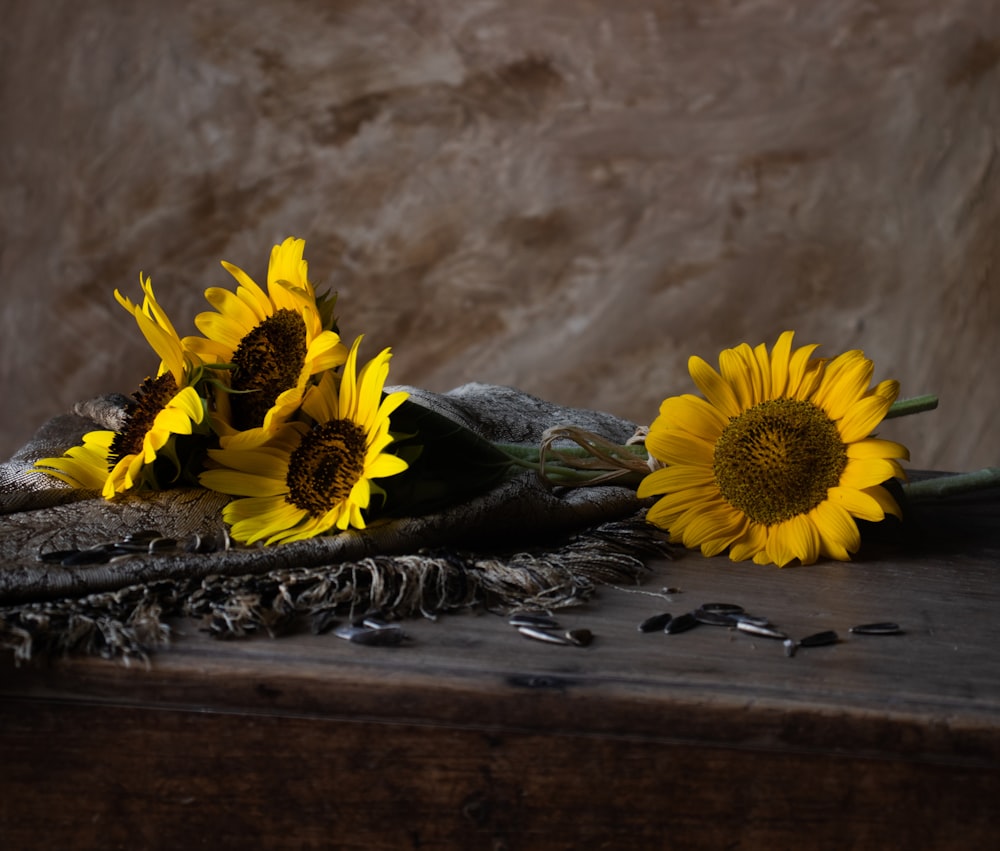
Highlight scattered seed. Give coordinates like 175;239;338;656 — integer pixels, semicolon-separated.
638;612;673;633
565;628;594;647
509;613;561;630
518;625;572;645
798;630;839;648
849;622;903;635
700;603;745;615
360;614;395;630
112;540;159;553
664;612;699;634
333;623;407;646
736;621;788;640
59;544;121;566
783;638;798;657
37;548;82;564
122;529;164;544
693;608;738;627
732;613;771;628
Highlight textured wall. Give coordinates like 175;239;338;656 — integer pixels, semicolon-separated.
2;0;998;470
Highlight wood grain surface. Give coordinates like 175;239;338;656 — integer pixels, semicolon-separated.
2;493;998;849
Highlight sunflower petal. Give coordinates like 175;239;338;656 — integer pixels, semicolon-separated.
763;520;809;567
768;331;795;399
656;394;728;441
784;341;820;398
838;457;905;489
826;486;887;522
728;523;768;562
680;504;746;553
638;464;716;498
863;484;903;519
688;355;741;418
194;311;247;352
819;354;874;421
811;500;860;560
719;346;757;410
645;428;717;468
367;453;409;479
752;341;773;401
837;394;894;443
201;469;288;497
220;261;270;320
846;437;910;461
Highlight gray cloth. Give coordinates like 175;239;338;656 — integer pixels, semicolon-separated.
0;384;653;606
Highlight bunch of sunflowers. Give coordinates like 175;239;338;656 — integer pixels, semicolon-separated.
35;236;944;567
35;238;409;545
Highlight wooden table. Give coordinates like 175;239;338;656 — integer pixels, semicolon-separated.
2;492;998;850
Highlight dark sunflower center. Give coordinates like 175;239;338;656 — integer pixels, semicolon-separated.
712;398;847;526
108;373;179;469
285;419;367;516
230;309;308;430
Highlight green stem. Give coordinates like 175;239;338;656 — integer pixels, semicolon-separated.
885;395;938;419
495;443;648;487
901;467;1000;502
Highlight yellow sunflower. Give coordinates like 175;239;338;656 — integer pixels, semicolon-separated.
637;331;910;566
183;236;347;447
34;275;206;497
199;336;409;544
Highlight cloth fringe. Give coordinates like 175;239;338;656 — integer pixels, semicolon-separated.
0;512;671;665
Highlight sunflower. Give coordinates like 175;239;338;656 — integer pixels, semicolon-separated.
183;236;347;447
199;336;409;544
637;331;910;566
34;275;206;497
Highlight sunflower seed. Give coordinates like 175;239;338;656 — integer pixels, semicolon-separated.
113;539;162;553
518;625;572;645
664;612;699;634
59;543;121;565
693;608;738;627
736;621;788;640
333;623;407;646
360;614;396;630
732;613;771;628
849;622;903;635
37;548;82;564
798;630;840;647
122;529;164;544
565;628;594;647
700;602;745;615
509;613;561;630
638;612;673;633
355;627;408;646
783;638;798;657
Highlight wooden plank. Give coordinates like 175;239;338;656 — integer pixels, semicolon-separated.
2;493;999;848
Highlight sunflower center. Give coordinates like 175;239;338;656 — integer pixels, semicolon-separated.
285;419;367;516
712;398;846;526
108;373;179;468
230;309;307;430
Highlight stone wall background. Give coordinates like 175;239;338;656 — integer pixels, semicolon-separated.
2;0;998;471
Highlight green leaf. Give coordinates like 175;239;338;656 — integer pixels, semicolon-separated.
376;398;516;517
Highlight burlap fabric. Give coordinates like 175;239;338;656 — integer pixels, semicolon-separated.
0;384;669;662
